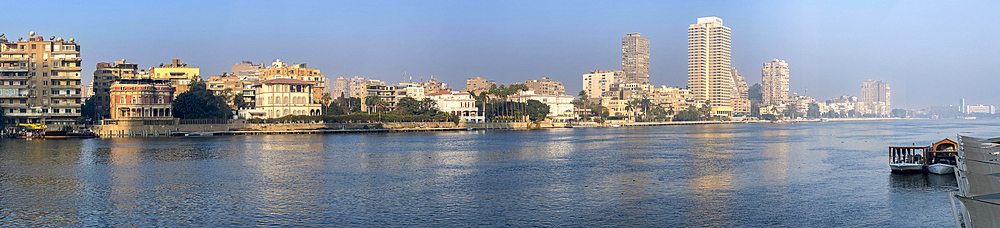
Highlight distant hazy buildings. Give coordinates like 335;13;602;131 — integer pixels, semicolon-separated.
0;32;83;126
464;76;495;95
523;77;566;96
860;80;890;117
418;77;450;95
965;104;995;114
761;59;790;106
231;61;264;81
621;33;650;84
582;69;624;101
731;67;750;115
688;16;733;116
332;76;368;98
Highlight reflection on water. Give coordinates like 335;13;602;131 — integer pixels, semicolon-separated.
0;119;995;226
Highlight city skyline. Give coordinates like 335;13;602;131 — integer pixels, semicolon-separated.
5;0;999;109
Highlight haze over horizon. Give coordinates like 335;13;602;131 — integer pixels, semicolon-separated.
7;0;998;110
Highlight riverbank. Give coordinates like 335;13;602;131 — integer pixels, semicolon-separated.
85;117;920;138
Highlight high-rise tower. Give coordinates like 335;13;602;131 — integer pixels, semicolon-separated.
687;17;733;116
761;59;790;106
0;32;83;126
621;33;649;84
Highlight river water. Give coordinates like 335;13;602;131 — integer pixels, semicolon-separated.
1;119;994;227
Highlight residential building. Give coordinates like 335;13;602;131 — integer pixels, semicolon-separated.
688;17;734;116
107;79;175;125
92;60;140;120
650;86;692;111
731;67;750;115
523;77;566;95
860;80;890;117
363;80;399;112
0;32;83;126
259;59;326;104
151;59;199;96
426;90;482;123
395;83;426;100
332;76;368;98
419;77;450;95
81;83;92;99
464;76;495;95
966;105;995;114
246;79;322;119
207;73;254;107
231;60;264;81
582;69;624;101
622;33;650;84
512;90;574;117
762;59;790;106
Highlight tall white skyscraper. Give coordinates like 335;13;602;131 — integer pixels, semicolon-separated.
621;33;649;84
687;16;733;116
761;59;790;106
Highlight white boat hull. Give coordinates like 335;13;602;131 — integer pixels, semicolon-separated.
890;163;924;173
927;164;955;175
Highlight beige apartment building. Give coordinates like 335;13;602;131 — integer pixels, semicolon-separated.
582;69;624;101
0;32;82;126
151;59;199;96
260;59;326;103
688;17;734;116
860;80;890;117
464;76;495;95
651;86;692;111
622;33;650;84
523;77;565;96
731;67;750;115
207;73;254;107
762;59;790;106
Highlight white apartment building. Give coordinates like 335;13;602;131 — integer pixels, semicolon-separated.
244;79;322;119
512;90;574;117
426;90;482;123
688;16;734;116
762;60;789;106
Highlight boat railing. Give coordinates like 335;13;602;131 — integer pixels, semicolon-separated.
889;146;927;164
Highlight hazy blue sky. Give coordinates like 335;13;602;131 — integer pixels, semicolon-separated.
8;0;999;109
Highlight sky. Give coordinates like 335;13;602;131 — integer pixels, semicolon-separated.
7;0;999;109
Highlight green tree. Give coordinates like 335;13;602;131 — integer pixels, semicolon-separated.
364;95;386;113
172;78;233;119
524;100;549;122
326;101;344;115
783;104;800;118
807;103;821;118
891;109;907;118
674;105;701;121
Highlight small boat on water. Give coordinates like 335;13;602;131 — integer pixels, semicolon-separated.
889;146;927;173
927;163;955;175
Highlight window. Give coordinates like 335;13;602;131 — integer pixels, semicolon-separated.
31;44;36;49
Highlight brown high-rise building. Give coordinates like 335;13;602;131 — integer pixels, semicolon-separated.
621;33;649;84
0;32;82;126
464;77;495;95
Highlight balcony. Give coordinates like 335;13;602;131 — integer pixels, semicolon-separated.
49;84;81;89
51;66;82;71
55;57;81;62
0;103;29;107
49;75;79;80
6;112;42;117
50;103;81;107
0;56;28;61
0;66;28;72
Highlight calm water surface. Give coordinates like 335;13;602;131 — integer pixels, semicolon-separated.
1;119;995;227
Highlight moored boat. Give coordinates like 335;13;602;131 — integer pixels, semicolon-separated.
889;146;926;173
927;163;955;175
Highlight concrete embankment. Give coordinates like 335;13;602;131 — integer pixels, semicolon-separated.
91;121;538;137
